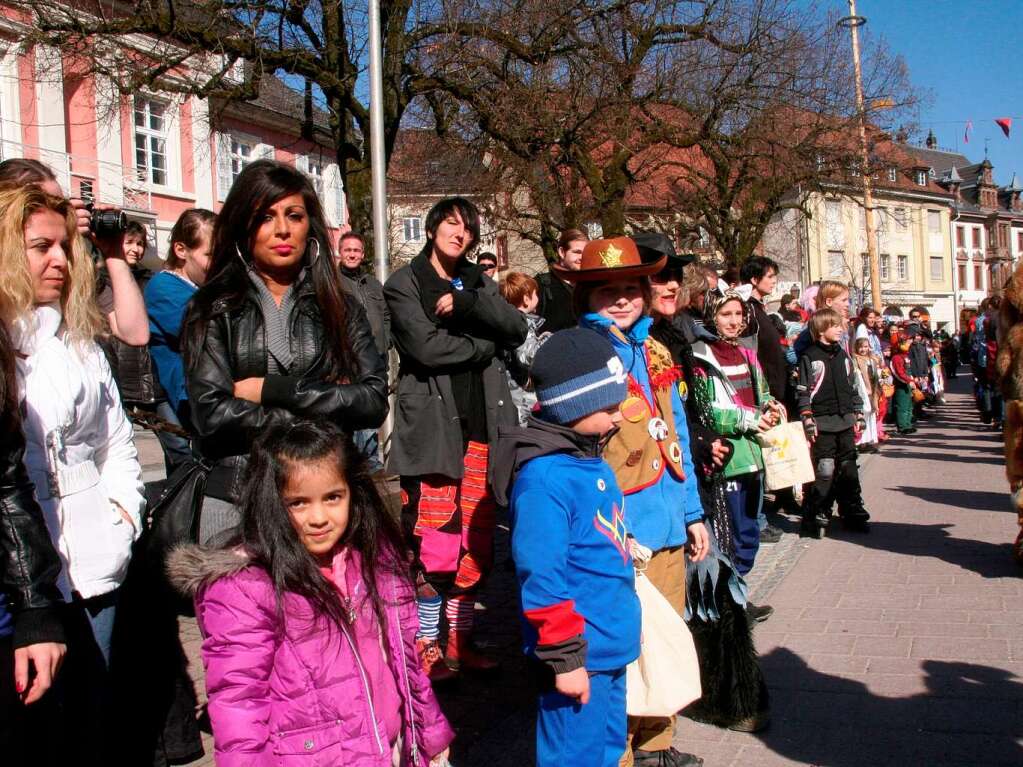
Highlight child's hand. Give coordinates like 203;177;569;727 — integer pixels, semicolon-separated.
555;667;590;704
686;521;710;562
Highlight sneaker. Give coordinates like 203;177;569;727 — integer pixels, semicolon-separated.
759;524;783;544
633;748;704;767
746;603;775;623
416;638;458;684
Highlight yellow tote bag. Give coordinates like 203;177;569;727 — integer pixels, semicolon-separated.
757;419;815;491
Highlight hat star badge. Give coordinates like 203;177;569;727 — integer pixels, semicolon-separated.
553;236;666;282
600;242;624;267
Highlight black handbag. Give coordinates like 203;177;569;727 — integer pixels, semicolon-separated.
144;457;212;561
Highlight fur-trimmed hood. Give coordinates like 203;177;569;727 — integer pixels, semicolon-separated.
166;544;253;597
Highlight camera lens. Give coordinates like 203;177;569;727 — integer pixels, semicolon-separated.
89;209;128;238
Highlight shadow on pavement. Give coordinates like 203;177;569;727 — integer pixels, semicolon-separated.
751;648;1023;766
828;520;1018;580
881;450;1004;466
889;486;1013;513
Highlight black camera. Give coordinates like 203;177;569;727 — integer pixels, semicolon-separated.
85;203;128;238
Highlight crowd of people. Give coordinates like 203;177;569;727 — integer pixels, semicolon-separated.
0;157;979;767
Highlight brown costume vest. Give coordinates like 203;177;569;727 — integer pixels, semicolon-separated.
603;335;687;493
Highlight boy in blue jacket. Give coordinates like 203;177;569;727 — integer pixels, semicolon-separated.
494;328;642;767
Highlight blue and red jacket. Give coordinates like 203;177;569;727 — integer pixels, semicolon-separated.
503;419;641;673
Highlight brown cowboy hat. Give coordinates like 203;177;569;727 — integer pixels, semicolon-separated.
553;236;666;282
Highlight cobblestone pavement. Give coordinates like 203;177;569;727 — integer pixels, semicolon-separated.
143;375;1019;766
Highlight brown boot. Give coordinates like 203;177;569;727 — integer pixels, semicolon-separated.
416;637;458;683
444;630;500;673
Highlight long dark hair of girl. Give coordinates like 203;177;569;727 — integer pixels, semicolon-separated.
239;419;409;631
182;160;354;379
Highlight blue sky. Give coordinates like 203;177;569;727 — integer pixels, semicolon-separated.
851;0;1023;183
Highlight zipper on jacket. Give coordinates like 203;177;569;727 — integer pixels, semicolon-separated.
392;583;421;766
338;619;386;755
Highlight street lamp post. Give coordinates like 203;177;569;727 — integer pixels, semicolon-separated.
839;0;882;312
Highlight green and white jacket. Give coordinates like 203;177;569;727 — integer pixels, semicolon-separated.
691;340;773;479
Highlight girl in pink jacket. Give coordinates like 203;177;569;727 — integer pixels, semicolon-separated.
169;420;454;766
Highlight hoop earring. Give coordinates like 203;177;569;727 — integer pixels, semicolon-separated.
234;243;249;267
308;239;320;262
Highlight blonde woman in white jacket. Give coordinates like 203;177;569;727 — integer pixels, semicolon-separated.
0;185;143;763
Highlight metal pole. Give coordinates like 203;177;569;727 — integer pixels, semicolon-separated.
368;0;389;283
841;0;882;312
368;0;393;461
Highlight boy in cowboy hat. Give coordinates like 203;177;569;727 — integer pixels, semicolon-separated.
562;236;708;767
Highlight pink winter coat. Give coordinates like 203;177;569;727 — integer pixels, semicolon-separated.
168;545;454;767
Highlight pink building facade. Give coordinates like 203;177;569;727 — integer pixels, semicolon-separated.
0;13;345;267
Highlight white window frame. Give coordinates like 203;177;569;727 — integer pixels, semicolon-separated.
229;136;255;182
915;170;927;186
927;210;941;234
216;130;272;201
134;97;169;186
402;216;423;243
880;254;890;282
929;256;943;281
897;254;908;281
887;167;897;183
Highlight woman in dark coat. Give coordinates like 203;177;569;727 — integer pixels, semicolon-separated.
183;160;388;544
385;197;526;680
641;234;770;734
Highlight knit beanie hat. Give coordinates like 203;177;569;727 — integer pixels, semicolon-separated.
531;328;628;425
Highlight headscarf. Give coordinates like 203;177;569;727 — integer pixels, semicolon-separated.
703;286;753;344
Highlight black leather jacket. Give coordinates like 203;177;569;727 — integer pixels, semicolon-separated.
0;412;65;648
185;274;389;497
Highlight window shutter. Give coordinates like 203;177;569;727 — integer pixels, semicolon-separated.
295;154;308;173
215;132;232;202
257;143;275;161
324;162;345;228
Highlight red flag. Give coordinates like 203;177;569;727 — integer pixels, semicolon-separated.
964;120;972;143
996;118;1012;138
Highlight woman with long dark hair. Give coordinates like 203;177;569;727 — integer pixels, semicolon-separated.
168;420;454;766
182;160;387;544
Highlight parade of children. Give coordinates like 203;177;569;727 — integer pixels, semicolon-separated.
0;198;1001;767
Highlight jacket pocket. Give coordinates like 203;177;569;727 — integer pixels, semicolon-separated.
271;721;342;758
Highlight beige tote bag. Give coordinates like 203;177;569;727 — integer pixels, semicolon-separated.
757;419;815;491
625;571;702;717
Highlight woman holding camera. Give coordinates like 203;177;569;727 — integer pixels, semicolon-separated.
0;158;150;348
182;160;388;544
0;185;144;764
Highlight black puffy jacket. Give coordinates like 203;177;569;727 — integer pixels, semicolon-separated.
184;273;389;497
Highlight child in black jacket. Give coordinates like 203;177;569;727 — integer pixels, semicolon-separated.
796;308;871;537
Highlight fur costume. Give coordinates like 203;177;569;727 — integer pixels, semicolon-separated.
996;262;1023;564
